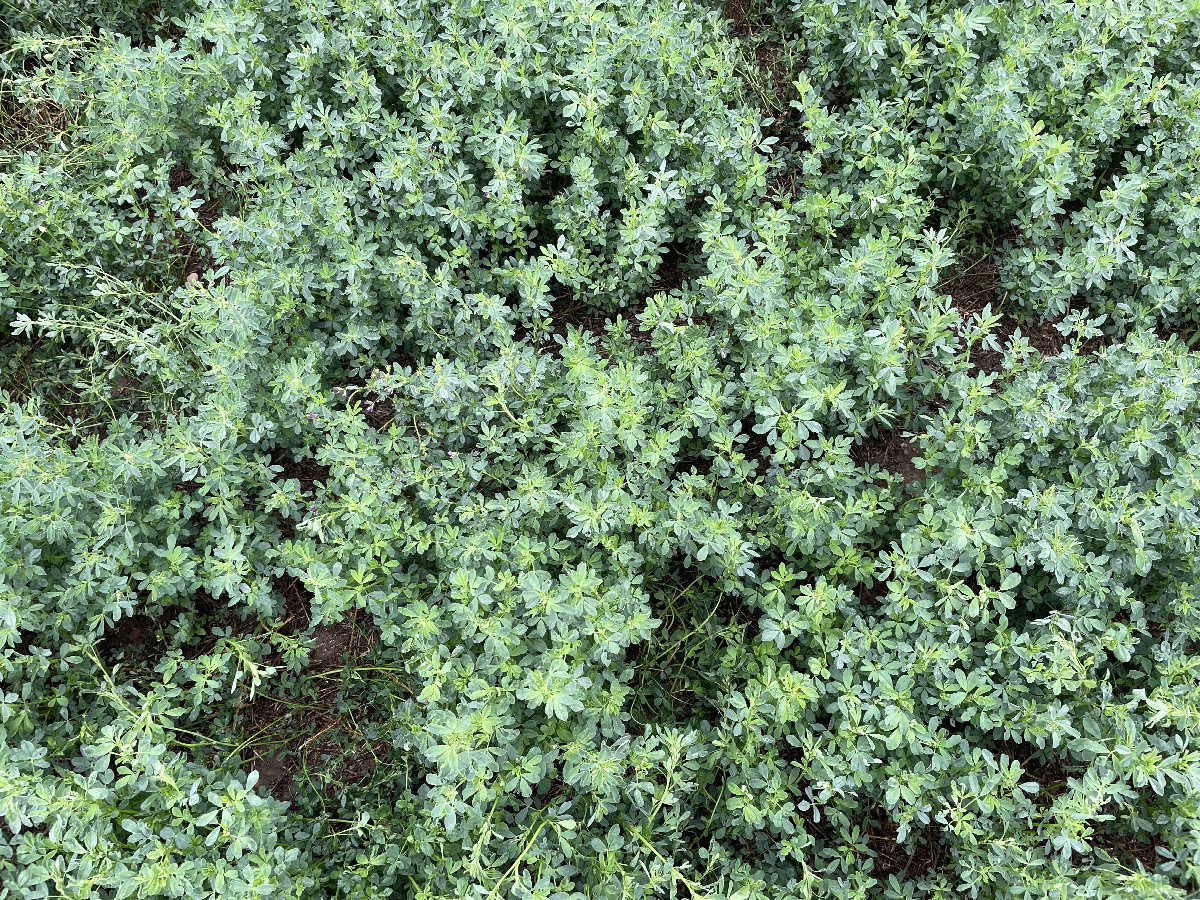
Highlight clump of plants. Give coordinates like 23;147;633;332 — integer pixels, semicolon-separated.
2;0;1199;898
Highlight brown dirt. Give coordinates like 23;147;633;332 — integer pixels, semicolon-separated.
721;0;756;38
672;450;714;478
167;162;225;285
855;579;890;610
0;94;73;155
797;795;949;881
643;239;694;299
1156;320;1199;352
941;245;1006;320
110;374;143;400
542;288;652;358
363;398;398;430
272;574;314;633
1095;832;1165;873
185;590;244;660
249;752;296;802
941;247;1030;375
852;430;924;484
531;234;692;356
236;601;387;803
12;628;38;656
97;612;160;662
173;478;202;496
720;0;806;154
866;818;949;880
993;740;1077;805
329;375;402;430
300;733;392;798
0;340;44;408
309;618;373;668
943;241;1110;376
270;450;331;496
732;415;772;477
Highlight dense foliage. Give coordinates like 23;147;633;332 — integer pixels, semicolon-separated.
2;0;1199;897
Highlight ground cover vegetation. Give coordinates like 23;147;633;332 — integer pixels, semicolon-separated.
1;0;1199;896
